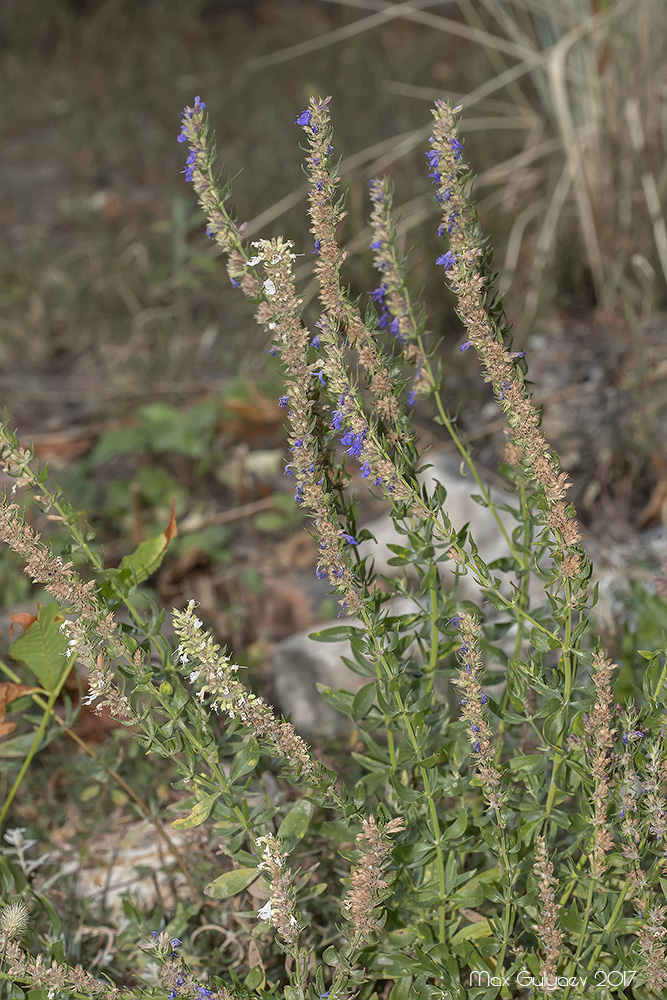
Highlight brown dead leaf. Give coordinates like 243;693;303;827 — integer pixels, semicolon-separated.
32;431;96;462
9;610;38;640
0;682;38;739
164;496;179;543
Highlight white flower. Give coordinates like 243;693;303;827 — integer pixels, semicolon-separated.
246;255;262;266
264;279;276;296
258;901;272;921
189;670;200;683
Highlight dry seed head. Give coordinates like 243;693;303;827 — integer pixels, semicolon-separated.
0;899;29;939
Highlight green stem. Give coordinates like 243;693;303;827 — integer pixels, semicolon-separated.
0;661;71;830
359;605;448;944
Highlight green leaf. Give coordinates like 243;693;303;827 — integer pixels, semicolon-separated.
508;754;548;774
450;918;492;945
529;627;552;652
444;810;468;840
244;966;264;991
229;739;260;782
373;953;419;977
204;866;258;899
388;977;414;1000
277;798;314;848
171;792;221;830
316;684;354;715
115;530;172;591
308;625;354;643
543;704;567;745
9;604;69;692
352;682;376;719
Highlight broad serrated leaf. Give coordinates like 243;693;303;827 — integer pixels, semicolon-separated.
9;604;69;691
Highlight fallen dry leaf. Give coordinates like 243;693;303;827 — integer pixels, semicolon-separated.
9;610;38;640
0;682;38;739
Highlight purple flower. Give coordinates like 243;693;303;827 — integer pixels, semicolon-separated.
296;109;312;126
370;283;387;303
426;150;439;167
316;370;326;387
230;276;241;288
313;239;321;254
459;341;471;352
316;566;326;580
278;395;289;408
311;334;321;347
295;486;304;504
341;429;366;458
331;408;344;432
374;476;382;485
451;137;464;160
342;533;358;545
361;460;371;478
370;240;382;250
407;389;416;406
436;251;456;270
197;990;213;1000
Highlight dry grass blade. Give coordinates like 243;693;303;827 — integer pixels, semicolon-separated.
324;0;534;58
625;98;667;291
246;0;447;71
